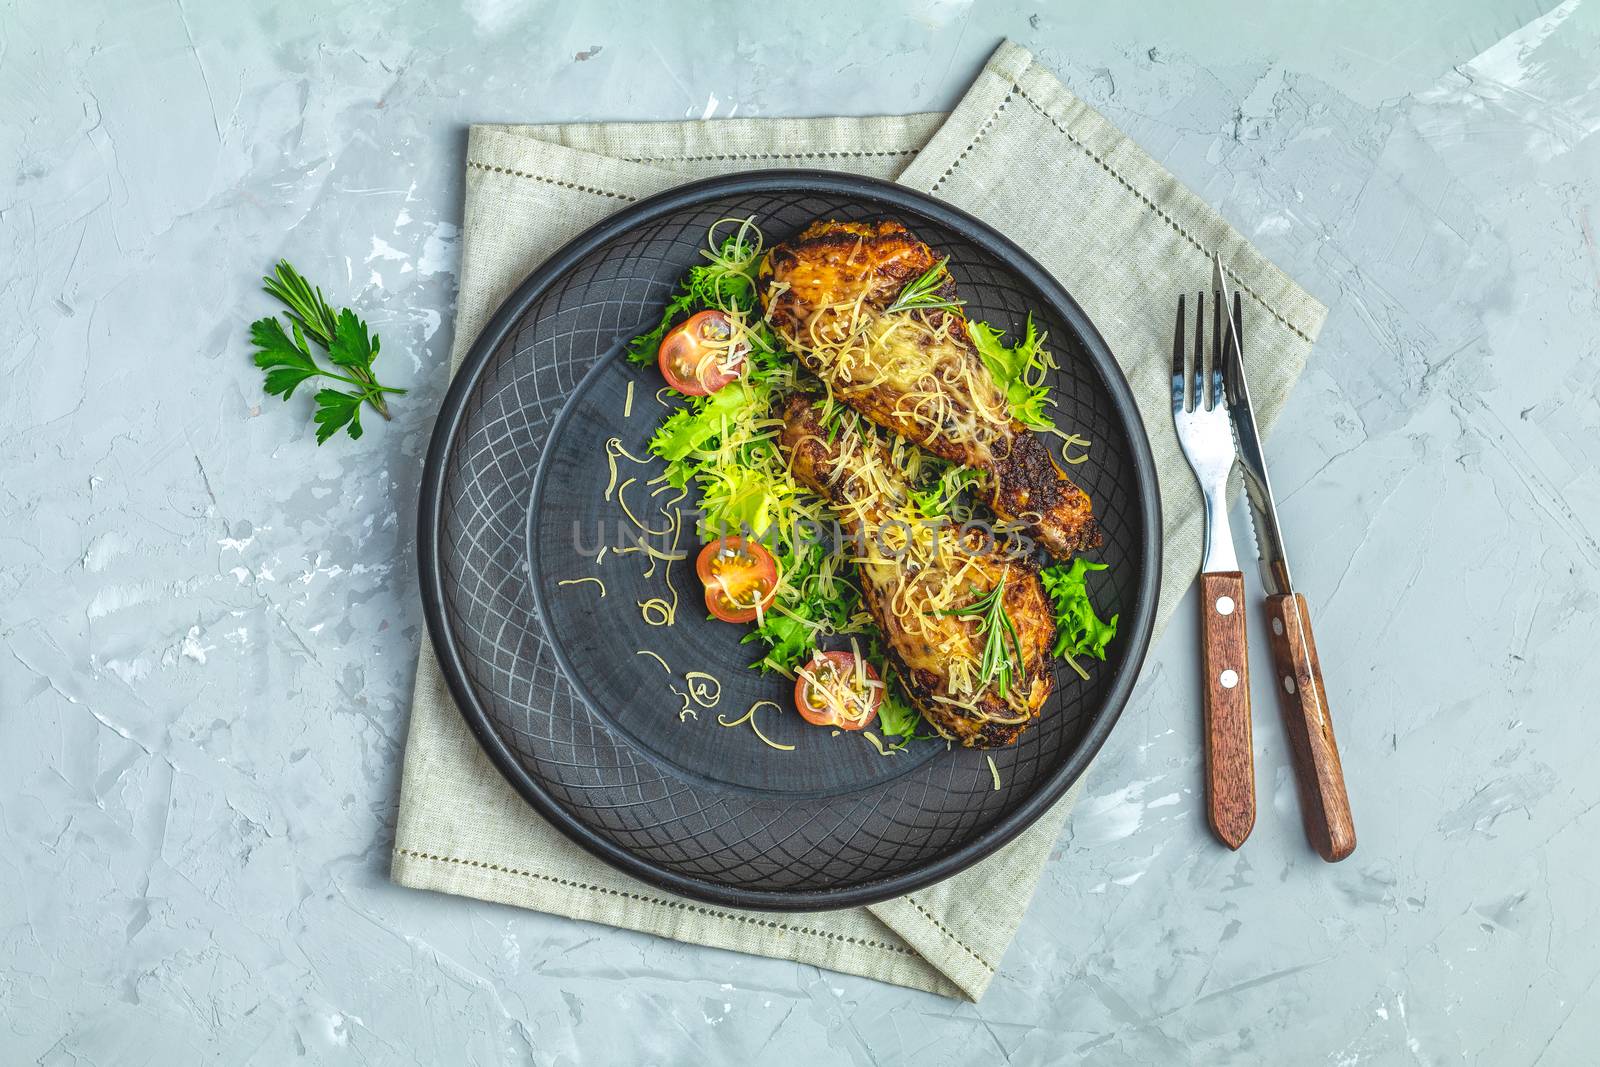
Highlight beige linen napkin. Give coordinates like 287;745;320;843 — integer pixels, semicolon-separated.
391;40;1326;1002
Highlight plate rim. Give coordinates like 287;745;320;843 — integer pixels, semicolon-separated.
417;169;1163;911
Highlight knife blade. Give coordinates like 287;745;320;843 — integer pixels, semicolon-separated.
1211;254;1293;597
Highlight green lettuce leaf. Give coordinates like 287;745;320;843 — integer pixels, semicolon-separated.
1041;558;1119;660
968;315;1056;430
875;678;921;741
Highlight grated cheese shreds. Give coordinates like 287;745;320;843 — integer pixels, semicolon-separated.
863;731;899;757
614;466;683;625
1053;430;1092;466
684;671;722;708
670;685;697;723
603;437;653;502
635;649;670;673
616;478;674;536
556;577;606;598
625;379;635;418
717;700;795;751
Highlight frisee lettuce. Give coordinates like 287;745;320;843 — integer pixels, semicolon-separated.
743;539;864;673
875;679;922;744
624;289;695;367
909;462;982;519
967;315;1056;430
1040;558;1119;661
625;219;767;366
649;381;762;485
858;631;928;747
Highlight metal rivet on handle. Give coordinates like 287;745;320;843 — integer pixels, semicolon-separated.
1215;595;1235;616
1272;618;1284;636
1283;676;1297;694
1220;669;1239;689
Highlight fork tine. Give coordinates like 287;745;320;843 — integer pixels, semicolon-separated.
1211;290;1224;410
1173;294;1187;412
1192;291;1206;412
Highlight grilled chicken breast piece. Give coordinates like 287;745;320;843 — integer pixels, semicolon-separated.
760;219;1101;560
778;394;1055;747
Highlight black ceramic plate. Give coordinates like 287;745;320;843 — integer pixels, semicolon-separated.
418;171;1160;911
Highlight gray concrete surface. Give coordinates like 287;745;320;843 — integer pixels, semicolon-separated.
4;1;1599;1063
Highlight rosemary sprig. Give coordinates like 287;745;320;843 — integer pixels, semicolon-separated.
935;576;1027;698
885;256;966;316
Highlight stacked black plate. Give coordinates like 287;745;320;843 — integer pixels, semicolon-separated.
418;172;1160;910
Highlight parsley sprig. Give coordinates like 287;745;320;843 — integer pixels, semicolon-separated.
250;261;406;443
936;576;1027;698
886;256;965;316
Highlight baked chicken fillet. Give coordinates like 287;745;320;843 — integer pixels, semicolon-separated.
760;219;1101;560
778;394;1055;747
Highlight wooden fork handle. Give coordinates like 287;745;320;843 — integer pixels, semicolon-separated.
1199;572;1254;849
1263;593;1355;861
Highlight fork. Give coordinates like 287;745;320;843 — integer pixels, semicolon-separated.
1172;292;1255;850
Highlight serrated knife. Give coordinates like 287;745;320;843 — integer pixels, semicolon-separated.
1213;255;1356;863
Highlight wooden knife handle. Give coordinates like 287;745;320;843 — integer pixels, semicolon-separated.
1199;572;1254;849
1264;593;1356;862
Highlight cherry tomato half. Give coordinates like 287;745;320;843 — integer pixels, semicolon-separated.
794;650;883;731
695;536;778;624
658;309;748;396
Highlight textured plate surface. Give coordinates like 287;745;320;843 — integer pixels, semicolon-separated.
418;171;1161;910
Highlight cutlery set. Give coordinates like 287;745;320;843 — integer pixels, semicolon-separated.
1171;257;1355;861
